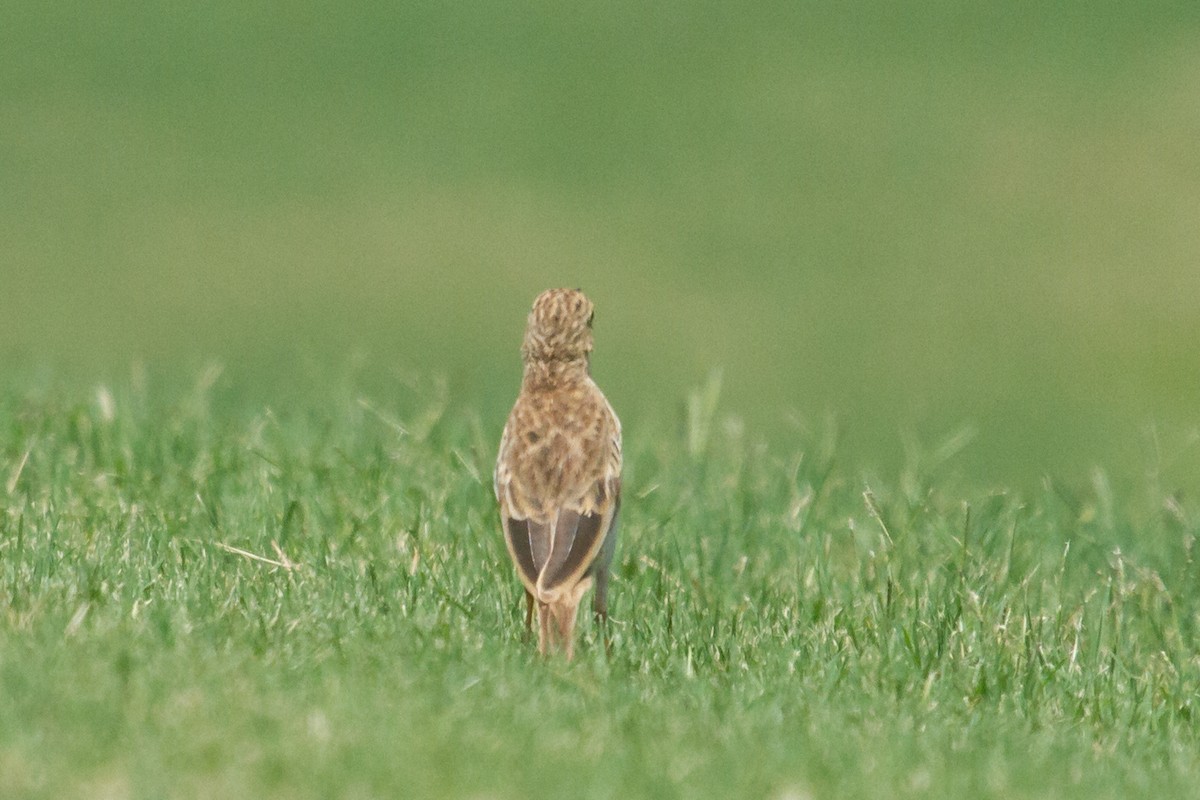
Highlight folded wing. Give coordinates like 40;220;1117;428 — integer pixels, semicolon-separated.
501;479;619;602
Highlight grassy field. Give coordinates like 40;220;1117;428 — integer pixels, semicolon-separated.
1;373;1198;799
3;1;1200;797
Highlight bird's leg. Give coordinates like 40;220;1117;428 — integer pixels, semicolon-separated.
523;589;535;641
548;599;583;661
536;600;552;656
592;574;612;657
592;568;609;624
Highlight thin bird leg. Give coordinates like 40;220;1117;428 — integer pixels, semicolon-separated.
592;570;609;625
592;575;612;657
536;601;552;656
524;590;535;639
550;600;583;662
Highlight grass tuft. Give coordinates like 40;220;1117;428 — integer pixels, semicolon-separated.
1;373;1198;798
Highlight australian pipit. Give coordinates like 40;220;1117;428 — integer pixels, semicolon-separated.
494;288;622;660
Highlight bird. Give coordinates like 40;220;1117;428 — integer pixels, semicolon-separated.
494;288;622;660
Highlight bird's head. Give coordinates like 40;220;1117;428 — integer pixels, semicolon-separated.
521;288;596;365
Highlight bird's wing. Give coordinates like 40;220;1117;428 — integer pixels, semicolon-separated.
502;490;617;601
497;419;543;596
535;479;620;600
501;516;546;594
498;388;622;603
535;405;621;602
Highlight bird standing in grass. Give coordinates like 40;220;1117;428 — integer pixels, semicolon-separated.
495;288;622;660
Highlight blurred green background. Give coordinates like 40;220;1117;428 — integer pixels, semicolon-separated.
3;1;1199;483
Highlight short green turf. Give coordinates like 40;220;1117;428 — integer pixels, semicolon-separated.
1;371;1197;799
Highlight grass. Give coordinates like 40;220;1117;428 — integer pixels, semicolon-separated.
2;370;1198;799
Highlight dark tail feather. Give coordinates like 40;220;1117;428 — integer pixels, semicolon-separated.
539;507;609;596
504;517;545;588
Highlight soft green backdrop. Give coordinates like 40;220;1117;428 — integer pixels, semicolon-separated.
3;1;1199;482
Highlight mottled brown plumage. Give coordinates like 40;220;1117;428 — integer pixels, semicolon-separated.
495;288;622;660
